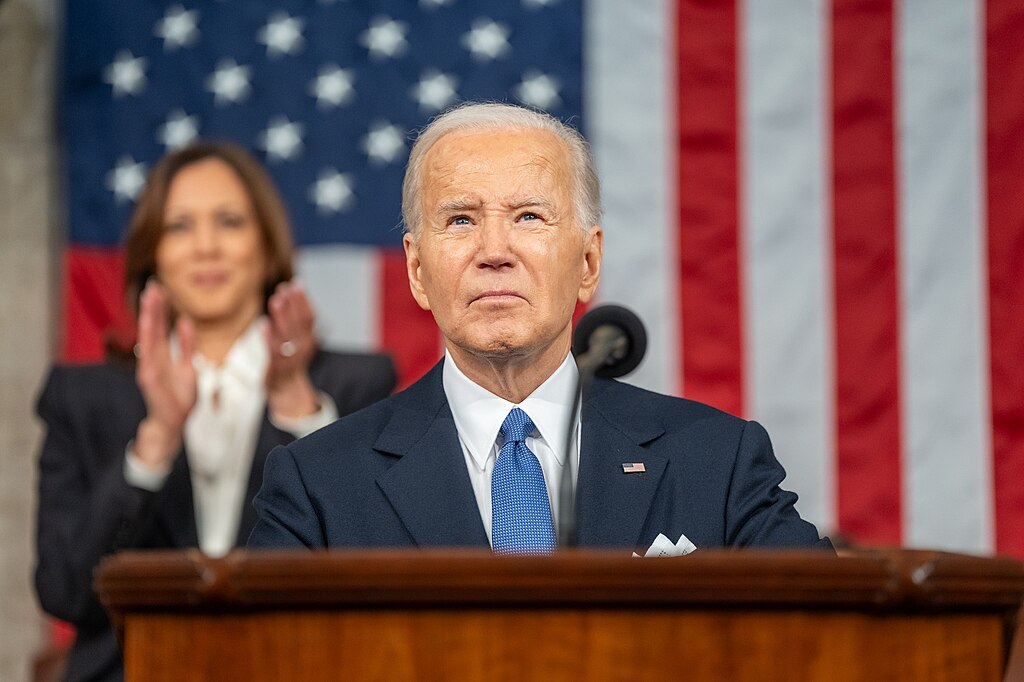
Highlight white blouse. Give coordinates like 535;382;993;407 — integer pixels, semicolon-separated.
125;319;337;556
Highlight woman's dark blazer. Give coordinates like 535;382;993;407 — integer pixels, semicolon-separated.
34;349;396;682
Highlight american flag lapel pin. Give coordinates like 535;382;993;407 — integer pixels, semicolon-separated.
622;462;646;474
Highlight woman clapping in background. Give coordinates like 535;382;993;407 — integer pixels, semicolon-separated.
34;141;396;682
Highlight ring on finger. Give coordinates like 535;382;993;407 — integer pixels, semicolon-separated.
279;340;297;357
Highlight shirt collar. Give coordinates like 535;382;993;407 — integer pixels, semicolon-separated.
174;317;268;389
442;349;579;471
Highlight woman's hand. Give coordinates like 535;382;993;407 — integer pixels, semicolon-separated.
264;281;320;419
133;281;197;471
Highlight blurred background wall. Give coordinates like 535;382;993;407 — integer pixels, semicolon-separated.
0;0;55;679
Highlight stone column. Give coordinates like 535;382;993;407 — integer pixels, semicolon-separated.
0;0;57;680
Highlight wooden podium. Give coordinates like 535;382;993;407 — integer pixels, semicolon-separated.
95;549;1024;681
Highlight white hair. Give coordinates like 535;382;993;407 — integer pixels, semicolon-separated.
401;102;602;237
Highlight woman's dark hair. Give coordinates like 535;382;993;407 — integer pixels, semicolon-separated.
122;140;295;316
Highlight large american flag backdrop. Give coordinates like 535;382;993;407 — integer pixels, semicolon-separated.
60;0;1024;556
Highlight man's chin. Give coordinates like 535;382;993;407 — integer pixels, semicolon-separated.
468;339;531;360
446;330;537;362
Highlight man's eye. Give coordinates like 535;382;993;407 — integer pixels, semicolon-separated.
517;212;541;222
449;215;472;226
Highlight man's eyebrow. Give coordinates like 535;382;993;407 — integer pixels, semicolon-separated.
505;197;555;211
435;198;481;214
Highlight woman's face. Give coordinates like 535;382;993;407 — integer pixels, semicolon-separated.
155;157;268;328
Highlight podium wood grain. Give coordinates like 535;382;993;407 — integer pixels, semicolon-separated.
96;549;1024;681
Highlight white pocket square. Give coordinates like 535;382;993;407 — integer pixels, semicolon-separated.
632;532;698;558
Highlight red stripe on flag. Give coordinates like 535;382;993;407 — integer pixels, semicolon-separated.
676;0;745;417
61;247;133;363
985;0;1024;557
379;247;443;390
830;0;904;544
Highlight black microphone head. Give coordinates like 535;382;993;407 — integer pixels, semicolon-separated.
572;304;647;378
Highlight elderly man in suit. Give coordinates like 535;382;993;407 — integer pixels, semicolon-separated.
249;102;829;554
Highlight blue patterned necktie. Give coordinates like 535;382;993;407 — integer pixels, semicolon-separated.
491;407;556;554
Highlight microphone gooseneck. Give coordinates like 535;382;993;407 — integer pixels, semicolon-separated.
558;305;648;548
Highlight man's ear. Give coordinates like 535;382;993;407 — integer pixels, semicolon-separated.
577;225;603;304
404;232;432;311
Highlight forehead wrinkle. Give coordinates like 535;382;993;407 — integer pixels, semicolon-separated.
422;130;574;218
430;140;563;181
433;194;558;217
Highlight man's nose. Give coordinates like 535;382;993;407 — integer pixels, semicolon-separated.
476;216;515;268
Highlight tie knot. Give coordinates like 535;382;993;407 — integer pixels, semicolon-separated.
500;407;535;444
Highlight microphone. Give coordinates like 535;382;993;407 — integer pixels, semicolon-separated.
571;304;648;379
558;305;648;548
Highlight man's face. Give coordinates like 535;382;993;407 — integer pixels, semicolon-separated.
404;127;602;367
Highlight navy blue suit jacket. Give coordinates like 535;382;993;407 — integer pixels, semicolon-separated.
249;359;829;552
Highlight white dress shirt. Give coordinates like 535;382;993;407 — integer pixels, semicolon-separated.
442;350;581;544
125;319;338;557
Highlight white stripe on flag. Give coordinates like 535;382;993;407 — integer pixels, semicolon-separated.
585;0;679;396
296;244;381;351
740;0;836;532
896;0;993;552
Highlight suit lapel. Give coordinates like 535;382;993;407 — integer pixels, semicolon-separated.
374;362;489;548
576;379;668;549
235;409;283;546
158;447;199;547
